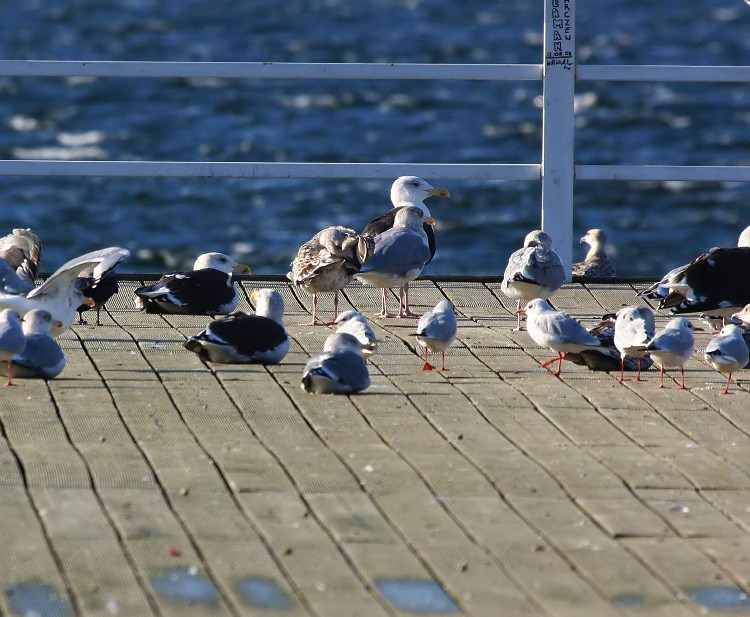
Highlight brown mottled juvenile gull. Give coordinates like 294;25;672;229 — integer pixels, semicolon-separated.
501;230;565;330
287;226;373;325
572;228;616;277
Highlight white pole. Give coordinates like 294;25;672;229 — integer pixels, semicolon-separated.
542;0;576;280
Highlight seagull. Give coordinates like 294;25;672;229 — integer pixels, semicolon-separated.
287;226;373;325
333;310;377;357
415;299;458;371
640;225;750;303
0;228;42;286
0;309;25;386
644;317;700;390
614;305;656;382
704;324;749;395
563;313;654;374
11;309;66;380
501;230;565;330
134;252;251;316
654;247;750;320
75;255;128;325
183;289;289;364
572;229;616;277
0;247;129;336
301;332;371;394
361;175;450;265
522;298;602;377
356;206;434;318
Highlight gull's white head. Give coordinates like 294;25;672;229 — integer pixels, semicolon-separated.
250;288;285;323
193;252;252;275
390;176;450;213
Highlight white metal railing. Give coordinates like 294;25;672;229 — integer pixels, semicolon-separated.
1;0;749;274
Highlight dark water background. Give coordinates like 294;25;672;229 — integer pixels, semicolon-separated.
0;0;749;275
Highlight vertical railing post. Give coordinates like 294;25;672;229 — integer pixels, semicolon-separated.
542;0;576;279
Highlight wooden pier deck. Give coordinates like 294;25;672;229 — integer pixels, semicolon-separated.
2;277;750;617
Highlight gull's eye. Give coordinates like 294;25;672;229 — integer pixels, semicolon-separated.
411;180;420;187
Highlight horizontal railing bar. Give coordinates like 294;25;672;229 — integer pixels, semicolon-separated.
0;60;542;81
576;164;750;182
0;160;542;181
3;61;749;84
578;64;750;83
3;160;748;183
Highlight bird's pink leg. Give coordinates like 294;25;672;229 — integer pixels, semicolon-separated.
722;372;733;396
422;348;434;371
618;358;625;383
440;351;448;371
302;293;325;325
553;352;565;377
375;288;396;318
398;283;420;318
540;357;558;368
634;358;644;382
658;367;666;389
678;367;687;390
323;291;340;326
4;361;14;387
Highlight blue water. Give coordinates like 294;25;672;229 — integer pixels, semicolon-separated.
1;0;749;275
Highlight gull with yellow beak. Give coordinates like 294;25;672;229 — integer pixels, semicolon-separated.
135;252;251;316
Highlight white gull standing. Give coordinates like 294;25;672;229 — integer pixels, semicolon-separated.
0;247;129;336
703;324;749;395
287;226;373;325
356;206;434;318
522;298;602;377
614;305;656;382
334;310;377;357
361;175;450;265
301;332;370;394
415;299;457;371
572;228;616;277
0;309;25;386
12;309;66;380
501;230;565;330
644;317;700;390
